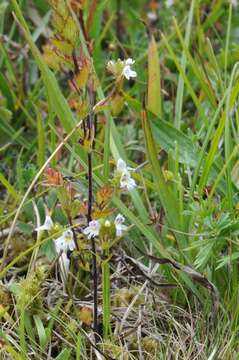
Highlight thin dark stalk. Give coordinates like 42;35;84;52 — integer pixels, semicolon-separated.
116;0;124;58
87;152;93;222
87;84;99;341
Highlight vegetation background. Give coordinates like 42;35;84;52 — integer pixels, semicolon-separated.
0;0;239;359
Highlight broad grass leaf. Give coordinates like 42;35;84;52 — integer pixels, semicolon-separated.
148;35;162;118
141;109;182;234
150;113;198;167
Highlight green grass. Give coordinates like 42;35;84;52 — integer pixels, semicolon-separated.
1;0;239;359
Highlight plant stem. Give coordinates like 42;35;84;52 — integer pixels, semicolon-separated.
87;151;98;334
116;0;124;58
87;84;99;341
102;248;110;339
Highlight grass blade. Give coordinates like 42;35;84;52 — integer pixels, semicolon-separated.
174;0;195;129
147;34;162;118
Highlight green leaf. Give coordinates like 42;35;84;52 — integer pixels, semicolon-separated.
232;160;239;190
198;64;239;195
174;0;195;129
55;348;71;360
216;252;239;270
17;222;33;235
150;114;198;167
125;93;199;167
174;16;217;110
141;109;183;238
0;172;19;200
33;315;48;350
0;73;14;111
36;108;46;168
147;35;162;118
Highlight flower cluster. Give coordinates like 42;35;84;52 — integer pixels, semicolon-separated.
35;214;75;284
107;58;137;80
54;229;75;283
83;213;128;239
116;158;137;191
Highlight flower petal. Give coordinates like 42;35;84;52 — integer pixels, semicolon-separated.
122;65;137;80
83;220;100;239
68;239;76;251
35;215;54;232
126;177;137;191
117;158;127;173
115;213;125;225
83;227;91;235
125;58;135;65
55;235;66;253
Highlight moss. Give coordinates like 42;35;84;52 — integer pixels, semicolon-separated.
113;287;145;307
0;285;11;307
17;266;46;314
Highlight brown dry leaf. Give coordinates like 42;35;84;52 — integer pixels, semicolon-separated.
79;202;88;216
149;0;158;10
44;168;63;186
96;186;114;207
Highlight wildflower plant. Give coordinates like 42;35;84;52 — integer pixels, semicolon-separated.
2;0;238;358
28;0;139;340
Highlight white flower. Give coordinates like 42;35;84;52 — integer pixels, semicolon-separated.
122;63;137;80
114;214;128;237
116;158;137;191
120;171;137;191
35;215;54;233
54;229;75;284
54;229;75;254
165;0;174;8
117;158;134;173
147;11;158;21
107;58;137;80
125;58;135;66
117;158;128;173
83;220;100;239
